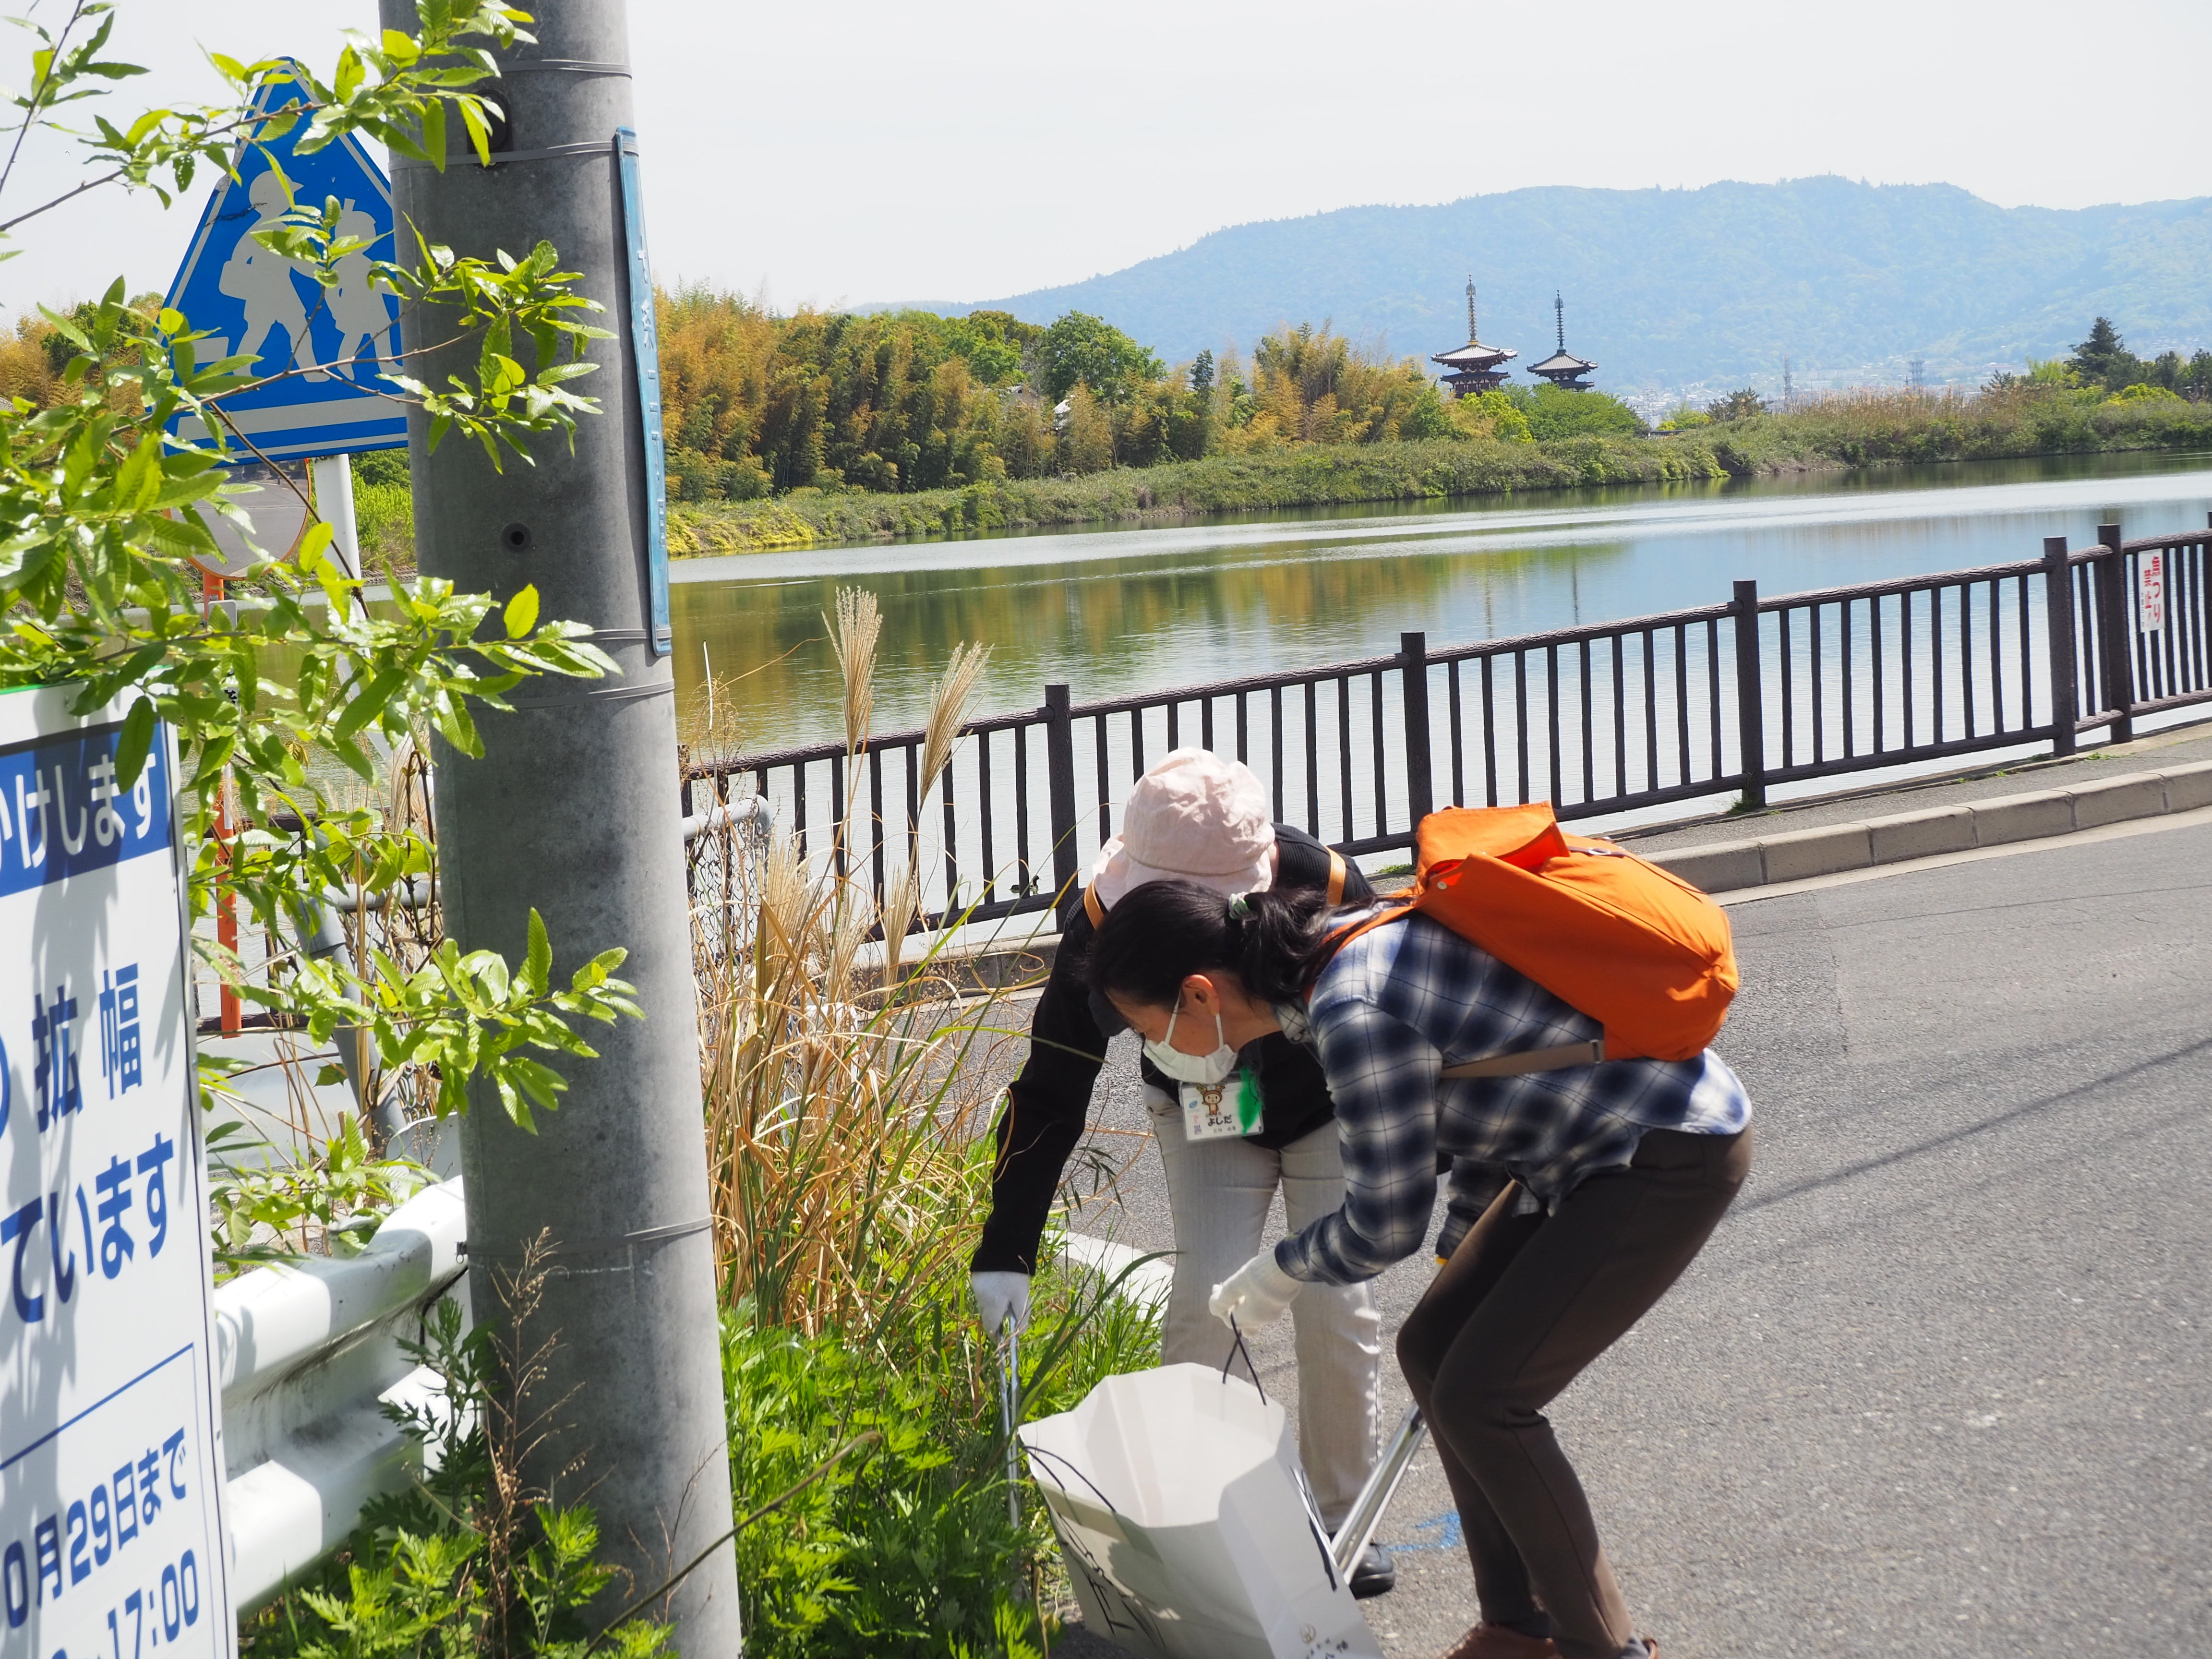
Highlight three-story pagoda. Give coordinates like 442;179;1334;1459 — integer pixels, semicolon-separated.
1431;278;1516;397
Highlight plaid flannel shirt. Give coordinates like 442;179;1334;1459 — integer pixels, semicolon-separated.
1273;912;1751;1286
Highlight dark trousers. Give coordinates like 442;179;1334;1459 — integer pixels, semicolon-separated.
1396;1127;1752;1659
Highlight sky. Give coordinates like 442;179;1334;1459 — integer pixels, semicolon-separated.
4;0;2211;317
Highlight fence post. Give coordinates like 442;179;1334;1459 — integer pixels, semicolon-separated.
2042;536;2077;757
1044;682;1081;923
1731;579;1767;810
1400;631;1434;827
2095;521;2133;744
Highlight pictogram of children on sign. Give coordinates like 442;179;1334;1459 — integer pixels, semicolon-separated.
217;170;322;380
215;169;400;385
326;204;397;381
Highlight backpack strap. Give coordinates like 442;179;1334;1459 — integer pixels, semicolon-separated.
1307;904;1611;1075
1439;1038;1606;1079
1304;901;1421;1001
1324;848;1347;904
1082;880;1106;930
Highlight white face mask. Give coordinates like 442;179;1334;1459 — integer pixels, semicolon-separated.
1144;1005;1240;1086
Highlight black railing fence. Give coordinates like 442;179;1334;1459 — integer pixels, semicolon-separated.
683;515;2212;933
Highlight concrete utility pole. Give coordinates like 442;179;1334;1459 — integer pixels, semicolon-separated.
379;1;740;1647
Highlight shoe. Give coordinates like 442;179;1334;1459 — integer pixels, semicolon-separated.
1348;1542;1396;1599
1433;1624;1558;1659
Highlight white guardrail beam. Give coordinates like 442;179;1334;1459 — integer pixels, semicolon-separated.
216;1178;468;1611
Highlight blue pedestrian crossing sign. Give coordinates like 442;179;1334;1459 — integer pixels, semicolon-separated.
163;72;407;462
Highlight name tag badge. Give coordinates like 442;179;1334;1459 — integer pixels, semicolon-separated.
1180;1073;1263;1141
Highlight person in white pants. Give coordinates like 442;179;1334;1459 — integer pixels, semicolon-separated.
1145;1080;1382;1533
970;748;1395;1595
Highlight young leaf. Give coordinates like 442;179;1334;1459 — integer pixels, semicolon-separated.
503;583;539;639
523;906;552;995
114;696;157;789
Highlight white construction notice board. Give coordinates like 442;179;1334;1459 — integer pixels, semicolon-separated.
0;686;233;1657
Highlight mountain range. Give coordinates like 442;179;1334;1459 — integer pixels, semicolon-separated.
894;177;2212;399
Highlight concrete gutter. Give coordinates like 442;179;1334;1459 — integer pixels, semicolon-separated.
1648;760;2212;895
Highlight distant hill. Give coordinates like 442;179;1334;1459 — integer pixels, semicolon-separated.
891;178;2212;399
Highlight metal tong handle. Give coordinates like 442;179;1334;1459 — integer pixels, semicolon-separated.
999;1318;1022;1526
1329;1402;1428;1577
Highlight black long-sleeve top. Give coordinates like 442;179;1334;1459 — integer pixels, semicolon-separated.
971;824;1373;1274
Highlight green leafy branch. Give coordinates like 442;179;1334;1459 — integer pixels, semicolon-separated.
1;0;531;240
267;910;642;1131
0;3;651;1255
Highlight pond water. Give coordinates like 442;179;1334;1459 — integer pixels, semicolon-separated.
669;451;2212;755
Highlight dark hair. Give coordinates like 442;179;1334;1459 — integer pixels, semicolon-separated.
1089;880;1344;1012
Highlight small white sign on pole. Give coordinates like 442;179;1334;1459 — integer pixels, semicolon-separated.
0;686;234;1658
2139;550;2165;633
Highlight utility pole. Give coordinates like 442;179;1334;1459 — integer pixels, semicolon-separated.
378;2;740;1648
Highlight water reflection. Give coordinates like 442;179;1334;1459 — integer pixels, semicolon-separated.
672;453;2212;753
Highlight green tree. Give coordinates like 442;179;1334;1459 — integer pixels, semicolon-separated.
2068;316;2146;391
940;308;1040;387
1058;383;1115;472
1036;310;1165;403
1706;387;1769;421
1396;382;1454;441
1447;389;1532;444
1521;384;1642;440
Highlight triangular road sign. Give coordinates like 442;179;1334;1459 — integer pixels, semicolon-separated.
163;72;407;462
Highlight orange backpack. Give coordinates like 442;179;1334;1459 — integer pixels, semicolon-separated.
1322;803;1738;1069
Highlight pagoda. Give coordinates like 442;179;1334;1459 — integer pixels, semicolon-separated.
1431;277;1516;397
1527;291;1597;390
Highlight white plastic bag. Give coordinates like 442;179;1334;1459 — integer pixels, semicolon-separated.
1018;1362;1382;1659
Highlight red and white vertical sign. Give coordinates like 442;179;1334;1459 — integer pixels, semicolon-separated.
2139;551;2165;633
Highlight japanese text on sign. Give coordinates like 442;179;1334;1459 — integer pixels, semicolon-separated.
1;688;233;1659
2139;550;2165;633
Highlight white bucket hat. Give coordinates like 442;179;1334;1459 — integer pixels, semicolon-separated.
1091;747;1276;908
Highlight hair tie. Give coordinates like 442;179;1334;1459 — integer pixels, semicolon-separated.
1227;892;1251;921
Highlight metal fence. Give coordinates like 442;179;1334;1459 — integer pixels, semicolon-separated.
685;514;2212;932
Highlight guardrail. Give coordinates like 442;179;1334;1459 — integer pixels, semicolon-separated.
688;514;2212;929
216;1179;467;1611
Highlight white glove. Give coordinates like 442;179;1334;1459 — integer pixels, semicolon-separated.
1208;1248;1301;1332
971;1270;1032;1334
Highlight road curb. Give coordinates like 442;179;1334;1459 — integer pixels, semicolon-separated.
1650;759;2212;894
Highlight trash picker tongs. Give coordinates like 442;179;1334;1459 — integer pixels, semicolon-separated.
1329;1403;1427;1578
999;1317;1022;1526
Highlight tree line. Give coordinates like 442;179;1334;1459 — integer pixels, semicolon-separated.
651;290;1645;501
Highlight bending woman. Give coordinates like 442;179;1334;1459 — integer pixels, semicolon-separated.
1089;879;1752;1659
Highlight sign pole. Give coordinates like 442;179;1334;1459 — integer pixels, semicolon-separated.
198;568;243;1036
379;3;740;1648
308;456;364;586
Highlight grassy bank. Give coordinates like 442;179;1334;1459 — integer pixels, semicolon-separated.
665;433;1731;554
348;389;2212;563
666;387;2212;555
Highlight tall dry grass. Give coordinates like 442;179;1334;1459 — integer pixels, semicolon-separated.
699;589;1020;1337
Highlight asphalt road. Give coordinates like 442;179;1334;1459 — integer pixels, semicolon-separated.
1043;814;2212;1659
